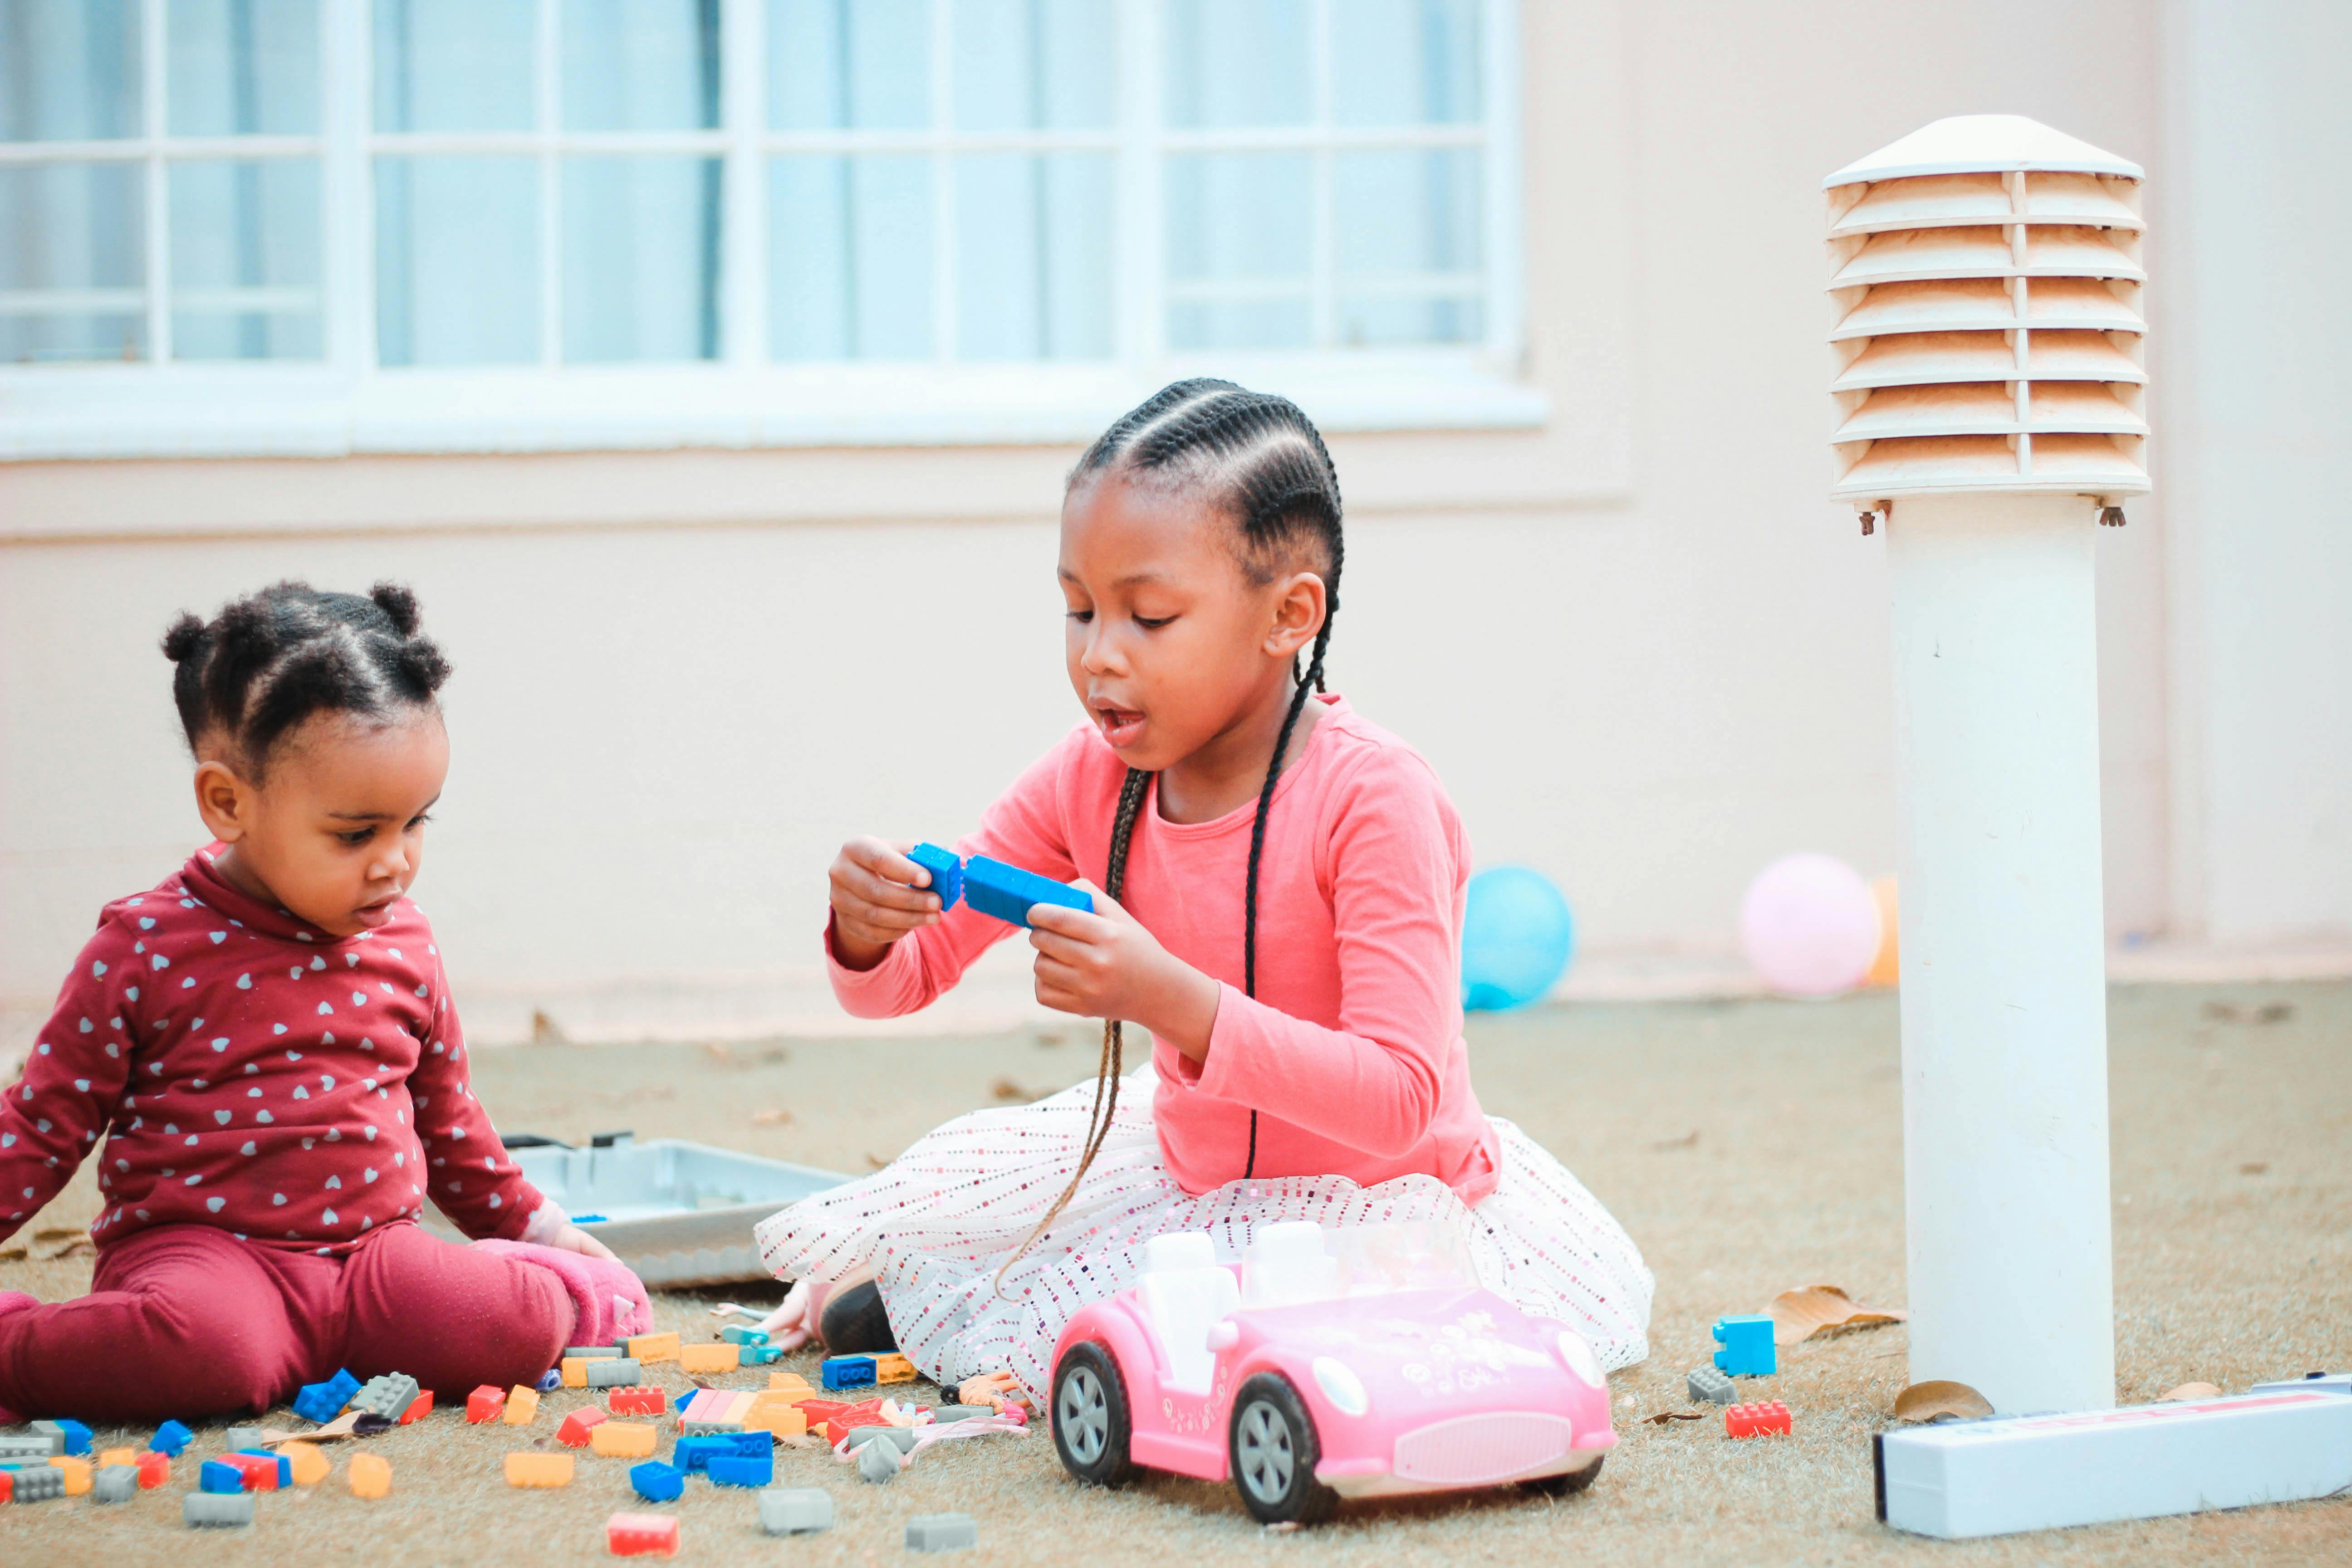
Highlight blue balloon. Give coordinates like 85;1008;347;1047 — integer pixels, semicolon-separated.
1461;866;1575;1011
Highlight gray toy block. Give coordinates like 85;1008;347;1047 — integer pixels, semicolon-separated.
1686;1366;1737;1404
351;1372;421;1421
224;1425;270;1449
842;1424;918;1455
0;1433;57;1460
564;1345;622;1359
680;1419;746;1436
856;1438;900;1484
184;1490;255;1527
585;1357;643;1388
10;1464;65;1502
758;1488;835;1535
92;1463;142;1504
925;1404;994;1423
28;1421;68;1455
905;1513;979;1552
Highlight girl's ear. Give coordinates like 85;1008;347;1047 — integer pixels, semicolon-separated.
194;758;255;843
1264;571;1328;660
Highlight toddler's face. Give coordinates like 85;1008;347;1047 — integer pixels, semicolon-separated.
200;710;449;938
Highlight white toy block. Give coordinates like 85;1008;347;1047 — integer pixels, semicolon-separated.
1875;1389;2352;1539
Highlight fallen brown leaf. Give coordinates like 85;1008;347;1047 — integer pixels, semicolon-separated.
1894;1380;1992;1423
752;1107;794;1127
0;1241;24;1262
2160;1382;2221;1401
1644;1410;1706;1425
1650;1129;1700;1151
1771;1283;1907;1346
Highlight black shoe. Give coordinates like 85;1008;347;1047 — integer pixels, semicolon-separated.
818;1279;897;1354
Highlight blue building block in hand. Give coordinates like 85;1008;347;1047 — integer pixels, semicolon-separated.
630;1460;685;1502
1711;1314;1777;1377
962;856;1092;929
151;1419;194;1457
908;843;965;911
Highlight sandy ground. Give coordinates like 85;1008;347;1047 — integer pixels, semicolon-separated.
3;981;2346;1566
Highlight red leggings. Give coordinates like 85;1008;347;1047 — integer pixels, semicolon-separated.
0;1220;573;1424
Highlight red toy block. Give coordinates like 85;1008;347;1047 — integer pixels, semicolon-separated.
137;1450;171;1489
607;1511;680;1558
608;1386;666;1416
0;1471;11;1504
401;1390;433;1424
1725;1400;1793;1438
559;1407;609;1447
466;1384;506;1423
223;1453;281;1491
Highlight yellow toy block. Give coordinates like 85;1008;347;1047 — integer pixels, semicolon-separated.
743;1404;808;1438
677;1342;740;1374
49;1455;91;1495
503;1385;540;1425
591;1421;657;1458
562;1357;590;1388
98;1446;139;1468
872;1352;916;1383
766;1372;814;1396
348;1452;391;1499
626;1331;681;1365
504;1452;574;1488
281;1441;330;1486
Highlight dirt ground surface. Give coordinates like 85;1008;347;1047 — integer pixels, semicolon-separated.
3;981;2346;1566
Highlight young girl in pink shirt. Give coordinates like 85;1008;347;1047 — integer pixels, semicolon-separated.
0;582;648;1424
755;381;1651;1400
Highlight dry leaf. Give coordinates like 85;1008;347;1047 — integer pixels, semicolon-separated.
752;1108;794;1127
31;1232;93;1261
2160;1382;2221;1402
1644;1410;1706;1425
1894;1380;1992;1423
1771;1284;1907;1346
529;1009;569;1045
1650;1129;1700;1151
990;1077;1043;1103
0;1241;25;1262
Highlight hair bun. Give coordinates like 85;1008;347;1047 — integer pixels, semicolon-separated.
369;581;422;637
161;612;209;663
393;637;452;694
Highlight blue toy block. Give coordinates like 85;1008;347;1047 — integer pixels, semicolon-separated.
672;1435;730;1473
151;1419;194;1457
1710;1314;1777;1377
629;1460;686;1503
821;1354;877;1391
908;843;965;911
570;1213;607;1223
708;1450;774;1488
535;1368;562;1393
200;1460;246;1494
961;856;1091;929
238;1447;294;1489
52;1418;91;1456
720;1325;770;1348
292;1366;361;1424
719;1432;770;1460
743;1343;785;1365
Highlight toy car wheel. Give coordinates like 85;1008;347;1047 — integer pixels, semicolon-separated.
1051;1341;1135;1488
1227;1373;1340;1526
1521;1455;1604;1496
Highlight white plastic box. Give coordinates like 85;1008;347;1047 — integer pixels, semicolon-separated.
1875;1390;2352;1538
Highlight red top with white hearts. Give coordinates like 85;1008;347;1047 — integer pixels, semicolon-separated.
0;848;544;1254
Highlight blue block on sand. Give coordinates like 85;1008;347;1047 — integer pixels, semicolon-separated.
52;1418;92;1456
293;1366;361;1424
200;1460;245;1494
962;856;1090;929
908;843;965;911
630;1461;685;1503
151;1419;194;1457
821;1355;877;1391
1711;1314;1777;1377
672;1435;730;1474
709;1451;774;1488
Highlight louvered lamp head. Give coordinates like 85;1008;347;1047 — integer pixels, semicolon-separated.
1826;115;2148;507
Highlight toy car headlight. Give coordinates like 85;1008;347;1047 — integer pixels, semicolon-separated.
1555;1331;1603;1387
1311;1357;1370;1417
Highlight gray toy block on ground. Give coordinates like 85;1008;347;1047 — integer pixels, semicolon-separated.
10;1465;66;1502
758;1487;835;1534
856;1438;900;1483
184;1491;255;1527
842;1424;919;1455
585;1357;643;1388
224;1425;269;1449
351;1372;420;1421
27;1421;67;1455
1687;1366;1737;1404
680;1419;746;1436
564;1345;622;1359
925;1404;994;1422
906;1513;979;1552
92;1464;142;1503
0;1433;58;1460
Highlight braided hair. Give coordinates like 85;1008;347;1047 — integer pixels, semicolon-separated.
162;580;451;778
1000;380;1343;1285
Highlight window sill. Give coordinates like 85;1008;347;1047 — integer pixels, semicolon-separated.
0;354;1546;463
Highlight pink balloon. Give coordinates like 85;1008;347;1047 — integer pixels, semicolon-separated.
1740;853;1880;999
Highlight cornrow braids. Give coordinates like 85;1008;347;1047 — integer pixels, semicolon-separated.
162;580;451;778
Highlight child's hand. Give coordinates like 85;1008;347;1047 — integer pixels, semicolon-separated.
544;1220;620;1263
829;837;944;970
1027;882;1221;1061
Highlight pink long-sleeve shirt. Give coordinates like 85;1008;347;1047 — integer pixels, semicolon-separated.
0;848;544;1254
830;695;1502;1204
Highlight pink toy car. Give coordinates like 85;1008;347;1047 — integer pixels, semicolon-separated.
1048;1221;1617;1524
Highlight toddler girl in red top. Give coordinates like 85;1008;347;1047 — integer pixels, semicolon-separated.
0;582;648;1425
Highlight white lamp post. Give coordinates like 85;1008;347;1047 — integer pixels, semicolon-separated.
1826;115;2147;1415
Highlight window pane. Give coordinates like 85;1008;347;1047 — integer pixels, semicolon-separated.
167;0;320;136
373;0;535;132
1333;0;1480;127
561;155;719;362
563;0;719;131
168;158;321;359
1164;0;1306;128
951;0;1112;132
955;152;1110;360
1165;151;1309;350
374;155;538;365
769;0;926;131
1336;148;1480;345
0;0;141;141
768;154;930;359
0;162;144;362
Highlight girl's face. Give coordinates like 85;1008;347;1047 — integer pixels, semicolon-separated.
1059;472;1325;774
195;709;449;938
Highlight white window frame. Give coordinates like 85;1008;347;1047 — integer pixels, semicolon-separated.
0;0;1536;461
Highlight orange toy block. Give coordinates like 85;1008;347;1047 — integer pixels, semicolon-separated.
871;1352;916;1383
401;1390;434;1424
136;1451;170;1489
591;1421;658;1458
766;1371;814;1394
504;1385;541;1425
505;1452;574;1488
677;1343;739;1374
607;1512;680;1558
98;1446;139;1468
563;1358;591;1388
743;1403;808;1438
559;1407;609;1447
626;1331;681;1365
608;1386;666;1416
348;1453;392;1499
49;1456;91;1495
466;1384;506;1422
281;1441;330;1486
